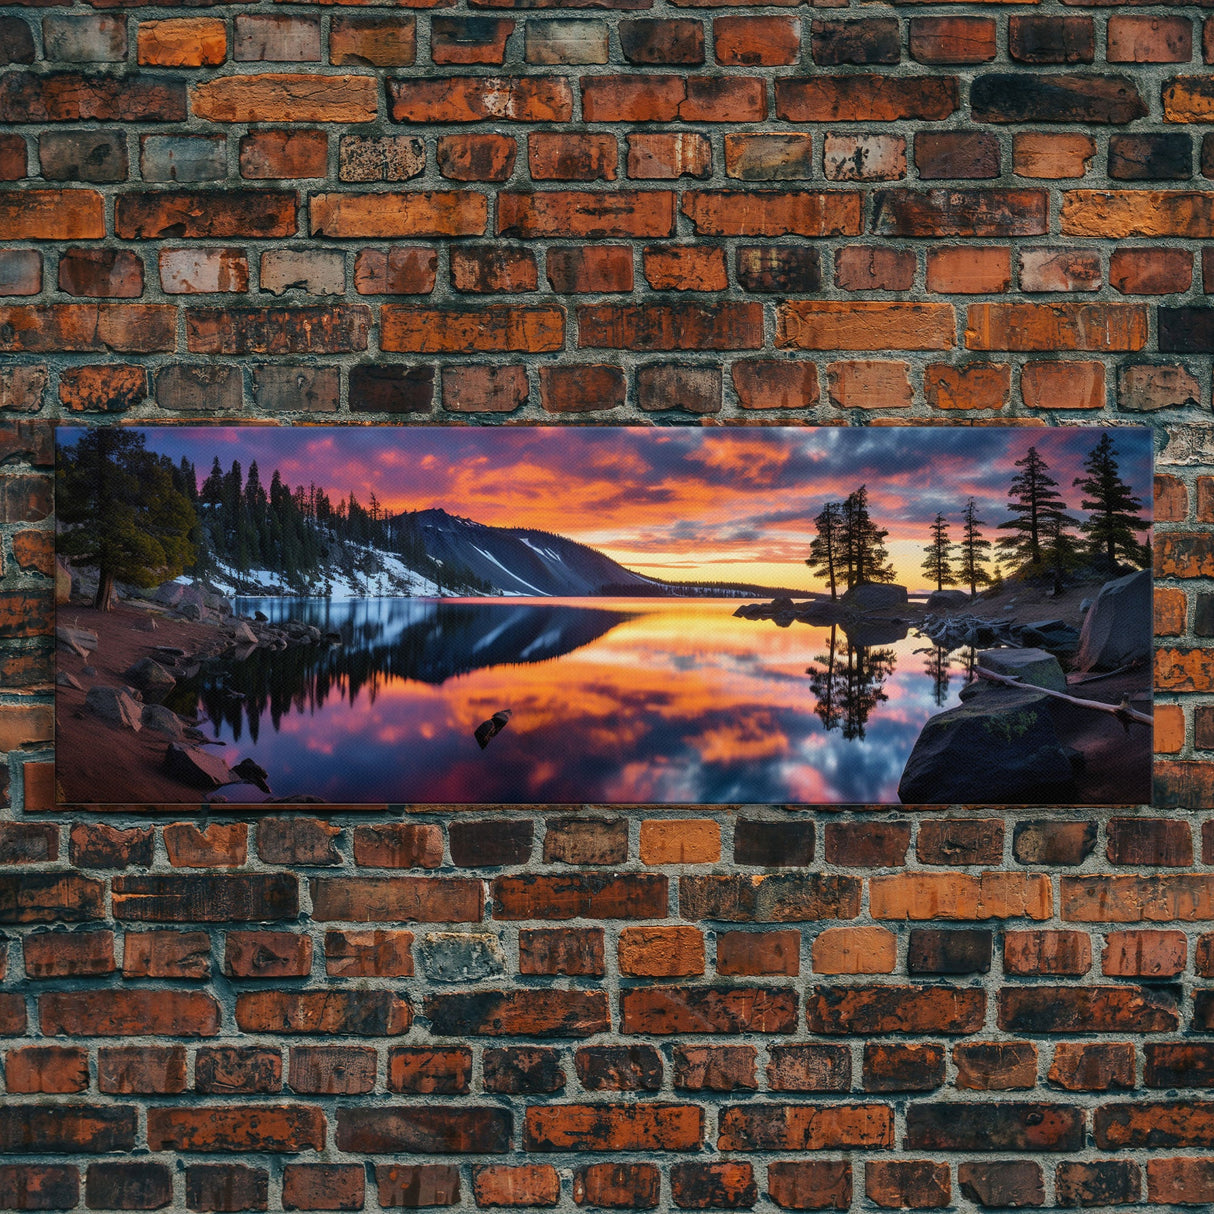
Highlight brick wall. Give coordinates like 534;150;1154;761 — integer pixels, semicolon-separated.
3;0;1214;1208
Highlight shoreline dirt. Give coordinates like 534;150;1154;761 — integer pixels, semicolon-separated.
55;583;1152;809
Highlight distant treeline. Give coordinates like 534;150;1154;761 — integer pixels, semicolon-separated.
599;580;813;598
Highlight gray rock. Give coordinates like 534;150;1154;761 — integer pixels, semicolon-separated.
927;589;970;609
420;932;506;983
898;687;1074;804
977;647;1067;693
164;743;232;789
181;603;203;621
1080;598;1093;615
1076;568;1152;672
141;703;185;739
56;670;83;691
842;582;908;610
85;686;142;731
232;621;258;645
124;657;176;697
56;625;98;657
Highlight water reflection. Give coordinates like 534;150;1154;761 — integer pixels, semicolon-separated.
187;598;970;805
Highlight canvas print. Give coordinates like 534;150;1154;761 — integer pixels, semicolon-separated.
54;425;1153;807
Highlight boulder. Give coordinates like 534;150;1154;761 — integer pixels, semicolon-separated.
231;621;258;645
976;647;1067;693
898;687;1074;804
55;558;72;606
56;671;83;691
181;603;203;621
85;686;142;731
56;625;98;658
842;617;909;647
232;758;271;794
164;743;232;789
927;589;970;609
1076;568;1152;672
1016;619;1080;653
141;704;185;740
123;657;176;697
842;582;908;611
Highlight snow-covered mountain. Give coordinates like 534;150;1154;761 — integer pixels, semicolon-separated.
412;508;655;597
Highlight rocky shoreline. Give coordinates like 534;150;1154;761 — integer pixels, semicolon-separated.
56;585;335;806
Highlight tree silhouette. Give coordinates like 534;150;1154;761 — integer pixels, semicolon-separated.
997;446;1072;570
1041;508;1083;595
807;629;898;740
807;501;843;600
57;429;196;610
1073;433;1150;573
921;514;955;592
842;486;894;589
959;498;992;598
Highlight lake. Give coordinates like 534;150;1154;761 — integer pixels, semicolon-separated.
195;597;967;805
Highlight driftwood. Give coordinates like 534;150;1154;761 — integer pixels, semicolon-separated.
973;666;1153;728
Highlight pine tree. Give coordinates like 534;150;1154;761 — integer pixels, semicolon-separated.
842;486;894;588
57;429;196;610
921;514;954;592
959;497;992;598
1073;432;1150;573
1041;508;1083;595
997;446;1072;570
806;501;843;600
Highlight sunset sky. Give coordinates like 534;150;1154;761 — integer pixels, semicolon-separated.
100;425;1153;592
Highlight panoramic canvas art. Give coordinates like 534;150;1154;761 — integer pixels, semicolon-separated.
55;425;1154;807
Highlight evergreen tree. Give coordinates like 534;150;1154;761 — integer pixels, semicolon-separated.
997;446;1072;570
921;514;954;592
1073;432;1150;573
201;457;224;506
959;498;992;598
1041;508;1083;595
57;429;196;610
842;486;894;588
806;501;843;600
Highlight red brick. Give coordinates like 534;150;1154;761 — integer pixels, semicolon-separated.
823;134;905;183
807;986;985;1035
381;305;562;353
671;1162;756;1210
338;1107;509;1154
451;245;536;293
193;73;374;122
620;18;703;65
732;360;818;410
185;1165;268;1213
1107;817;1193;866
123;930;211;979
239;129;327;179
1048;1042;1135;1092
643;245;727;292
518;927;605;976
1108;15;1193;63
282;1165;364;1212
187;305;370;355
925;363;1010;411
1020;360;1105;410
715;16;799;65
863;1043;946;1093
390;76;571;123
1102;930;1186;977
1148;1159;1214;1205
527;1104;703;1152
767;1044;850;1092
767;1162;851;1211
40;989;220;1037
0;304;175;353
777;76;957;122
353;246;437;295
70;824;154;871
352;823;443;868
780;301;954;351
288;1047;375;1096
138;18;226;66
149;1105;324;1153
719;1104;892;1151
622;986;796;1034
865;1161;950;1210
195;1046;282;1095
330;15;415;66
375;1165;460;1209
573;1162;659;1209
325;929;413;977
474;1165;560;1209
909;17;995;64
427;989;608;1038
917;819;1005;864
876;189;1047;238
539;364;624;413
5;1045;88;1094
619;925;705;977
1110;247;1192;295
97;1046;186;1095
966;302;1147;351
311;191;485;238
436;133;516;182
442;365;529;413
1014;132;1096;180
579;302;761;351
388;1047;471;1094
500;190;673;238
117;190;296;239
1010;15;1095;63
812;927;898;975
431;16;511;64
627;132;711;180
528;131;616;181
835;247;915;292
916;131;1000;180
225;931;313;978
683;190;860;237
1000;985;1179;1033
0;71;185;123
954;1042;1038;1091
58;364;147;413
546;246;633;293
926;246;1011;294
673;1046;756;1093
824;822;910;868
164;821;247;867
235;990;411;1035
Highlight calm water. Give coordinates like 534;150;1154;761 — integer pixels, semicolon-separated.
195;597;967;805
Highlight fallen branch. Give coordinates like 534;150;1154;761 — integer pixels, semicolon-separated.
973;666;1153;728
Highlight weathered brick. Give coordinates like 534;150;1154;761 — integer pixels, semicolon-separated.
683;191;860;237
240;129;327;180
187;305;370;355
282;1165;364;1212
117;191;296;240
866;1161;950;1210
777;76;956;122
313;186;486;238
59;364;147;413
573;1162;659;1209
1055;1160;1140;1206
436;133;516;182
627;132;711;180
719;1104;891;1152
348;364;433;414
526;19;608;66
353;246;436;295
863;1043;946;1093
732;360;818;410
391;76;571;123
767;1162;851;1211
194;74;375;122
966;302;1147;351
910;17;995;65
381;304;562;353
138;18;226;67
0;71;185;123
539;364;624;413
874;189;1047;237
906;1103;1083;1153
823;134;906;183
185;1165;268;1213
806;986;985;1035
337;1107;511;1154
